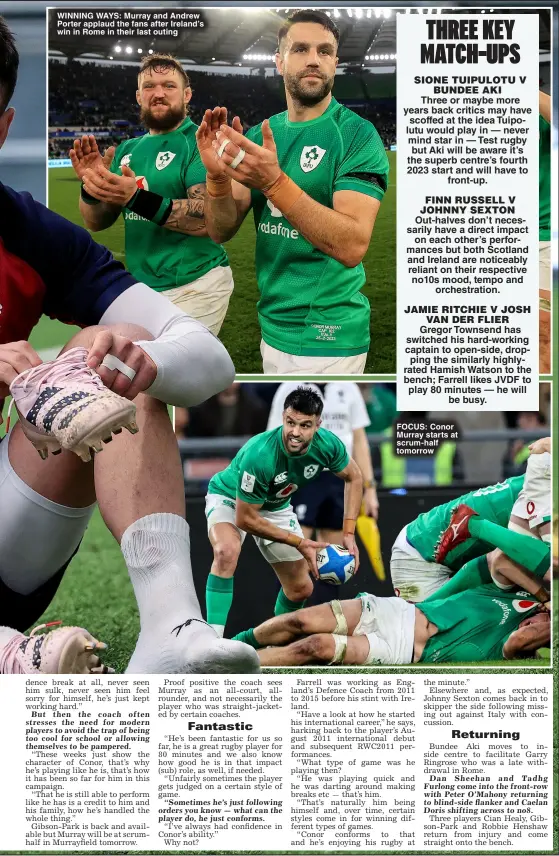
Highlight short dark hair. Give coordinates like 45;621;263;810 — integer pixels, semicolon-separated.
277;10;340;51
283;386;323;418
0;16;19;113
138;53;190;89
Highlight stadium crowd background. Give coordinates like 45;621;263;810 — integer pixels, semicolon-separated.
48;59;397;158
175;383;551;495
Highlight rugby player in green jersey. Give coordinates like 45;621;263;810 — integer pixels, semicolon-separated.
538;90;551;373
234;581;550;666
432;438;551;603
205;387;364;637
197;10;389;374
390;475;525;602
72;55;233;335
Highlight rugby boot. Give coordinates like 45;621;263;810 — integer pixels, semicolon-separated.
0;622;113;674
8;347;138;462
434;503;478;564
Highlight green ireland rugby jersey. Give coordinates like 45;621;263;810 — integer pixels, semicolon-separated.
208;426;349;511
245;98;389;356
110;117;228;290
406;476;524;571
419;583;540;663
539;115;550;241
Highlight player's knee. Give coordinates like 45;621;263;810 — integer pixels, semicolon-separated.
213;541;240;574
283;578;313;602
298;634;331;663
284;609;313;637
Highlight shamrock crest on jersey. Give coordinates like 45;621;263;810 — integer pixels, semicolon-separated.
120;154;132;168
300;145;326;173
156;151;176;170
304;465;319;479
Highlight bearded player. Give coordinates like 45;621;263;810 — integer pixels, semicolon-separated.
205;387;363;638
196;9;389;374
71;54;234;336
0;18;258;675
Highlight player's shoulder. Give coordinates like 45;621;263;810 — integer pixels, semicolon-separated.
178;117;198;141
244;427;282;453
333;101;378;135
246;110;288;142
117;133;146;153
315;426;342;446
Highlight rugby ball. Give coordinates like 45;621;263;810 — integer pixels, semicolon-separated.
317;544;356;585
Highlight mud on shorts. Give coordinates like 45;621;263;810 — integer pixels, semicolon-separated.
390;527;451;602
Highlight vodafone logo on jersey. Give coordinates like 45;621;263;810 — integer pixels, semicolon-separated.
136;176;149;190
276;483;298;499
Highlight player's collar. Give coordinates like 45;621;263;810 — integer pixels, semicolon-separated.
284;97;338;128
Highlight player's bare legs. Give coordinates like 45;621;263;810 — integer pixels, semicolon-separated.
5;323;259;673
209;524;242;579
259;633;370;666
253;599;363;646
206;523;243;635
271;558;314;608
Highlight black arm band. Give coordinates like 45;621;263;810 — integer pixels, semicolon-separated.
80;183;101;205
125;188;173;225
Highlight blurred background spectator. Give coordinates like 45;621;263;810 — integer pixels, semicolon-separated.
175;383;550;496
48;60;396;157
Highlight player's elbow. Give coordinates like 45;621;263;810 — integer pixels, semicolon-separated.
335;239;368;268
195;339;235;403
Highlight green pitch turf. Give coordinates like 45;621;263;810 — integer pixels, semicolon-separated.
46;154;396;374
26;505;550;674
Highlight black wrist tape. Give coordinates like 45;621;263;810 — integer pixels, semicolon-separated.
125;188;173;225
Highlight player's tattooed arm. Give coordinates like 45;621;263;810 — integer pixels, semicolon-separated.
163;184;208;236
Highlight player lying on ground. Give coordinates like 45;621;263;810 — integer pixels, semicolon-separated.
0;18;259;675
390;474;525;602
72;54;235;337
432;438;551;602
196;10;389;375
391;438;550;602
205;386;363;636
239;567;550;667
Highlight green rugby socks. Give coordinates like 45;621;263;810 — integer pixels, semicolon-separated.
274;588;307;616
205;574;234;637
423;555;491;602
468;518;550;578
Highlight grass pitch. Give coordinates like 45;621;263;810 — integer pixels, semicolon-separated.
23;505;551;673
46;153;396;374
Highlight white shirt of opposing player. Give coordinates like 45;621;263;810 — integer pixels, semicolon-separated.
267;382;370;457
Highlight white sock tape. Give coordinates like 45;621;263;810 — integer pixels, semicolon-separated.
101;354;137;380
230;148;246;169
